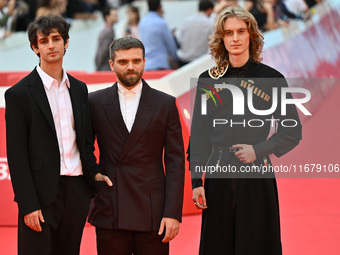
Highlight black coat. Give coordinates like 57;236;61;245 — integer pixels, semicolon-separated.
5;68;94;216
189;60;302;255
87;80;185;232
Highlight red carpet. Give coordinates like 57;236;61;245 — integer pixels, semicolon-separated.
0;215;202;255
273;83;340;255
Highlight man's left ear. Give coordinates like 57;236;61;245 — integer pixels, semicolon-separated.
109;59;115;71
32;45;40;55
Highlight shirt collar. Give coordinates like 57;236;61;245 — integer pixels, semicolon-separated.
117;81;143;94
36;65;70;90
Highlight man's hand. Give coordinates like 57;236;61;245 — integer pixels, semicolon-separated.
233;144;256;164
24;210;45;232
94;173;113;186
192;186;208;209
158;217;180;243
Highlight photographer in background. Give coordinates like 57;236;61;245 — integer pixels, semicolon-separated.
0;0;30;36
0;0;16;39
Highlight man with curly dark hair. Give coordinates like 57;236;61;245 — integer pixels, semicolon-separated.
5;15;93;255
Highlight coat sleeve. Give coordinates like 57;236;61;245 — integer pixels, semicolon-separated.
5;89;41;216
80;83;100;188
84;92;102;182
188;74;213;188
253;77;302;159
163;98;185;221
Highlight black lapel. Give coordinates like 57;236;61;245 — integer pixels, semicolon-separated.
68;76;82;139
103;83;130;143
28;68;56;135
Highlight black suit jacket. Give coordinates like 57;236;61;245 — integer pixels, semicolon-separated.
87;80;185;231
5;68;93;216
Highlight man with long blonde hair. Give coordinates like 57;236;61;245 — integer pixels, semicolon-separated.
188;6;302;255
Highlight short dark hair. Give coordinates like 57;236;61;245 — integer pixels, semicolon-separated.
109;37;145;61
199;0;214;12
128;5;140;24
148;0;161;12
28;15;69;56
102;6;116;20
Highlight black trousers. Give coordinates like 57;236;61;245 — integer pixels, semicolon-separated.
96;228;169;255
18;176;91;255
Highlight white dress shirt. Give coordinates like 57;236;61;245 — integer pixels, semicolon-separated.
117;82;143;132
36;65;83;176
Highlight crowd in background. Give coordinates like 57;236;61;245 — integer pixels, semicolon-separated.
1;0;115;39
1;0;323;69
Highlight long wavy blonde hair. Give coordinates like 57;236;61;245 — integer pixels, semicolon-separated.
209;6;264;67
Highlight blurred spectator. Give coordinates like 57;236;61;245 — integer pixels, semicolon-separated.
106;0;119;8
305;0;322;8
95;6;118;71
0;0;16;39
124;4;139;38
248;0;284;31
211;0;238;19
107;0;134;7
66;0;103;20
280;0;310;19
1;0;30;37
1;0;30;32
139;0;178;70
11;0;37;32
36;0;67;18
24;0;37;26
245;0;255;11
177;0;214;67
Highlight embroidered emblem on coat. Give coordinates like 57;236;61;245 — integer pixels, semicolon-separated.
208;65;228;79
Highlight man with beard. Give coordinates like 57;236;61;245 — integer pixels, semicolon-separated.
86;37;185;255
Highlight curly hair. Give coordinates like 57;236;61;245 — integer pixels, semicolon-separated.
28;15;69;57
209;6;264;67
